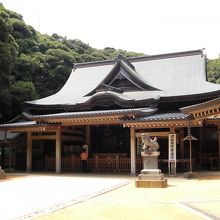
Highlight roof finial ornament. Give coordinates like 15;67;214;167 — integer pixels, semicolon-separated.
115;54;135;70
200;48;205;57
115;54;124;61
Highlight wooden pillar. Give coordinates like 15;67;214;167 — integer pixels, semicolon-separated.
179;128;185;172
179;128;184;159
55;126;61;173
199;127;203;169
12;143;16;171
218;126;220;170
130;127;136;175
0;145;4;169
27;132;32;172
85;126;91;155
170;127;175;134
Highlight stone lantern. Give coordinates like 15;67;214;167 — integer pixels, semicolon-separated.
135;134;167;188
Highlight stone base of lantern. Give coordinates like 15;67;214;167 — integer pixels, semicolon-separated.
135;169;167;188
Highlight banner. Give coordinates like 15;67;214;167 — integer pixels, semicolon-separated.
168;134;176;162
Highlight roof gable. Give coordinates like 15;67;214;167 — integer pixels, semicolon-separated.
86;55;160;96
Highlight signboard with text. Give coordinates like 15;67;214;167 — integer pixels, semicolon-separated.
168;134;176;162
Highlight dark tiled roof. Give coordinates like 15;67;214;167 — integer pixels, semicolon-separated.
137;112;189;122
0;120;58;129
30;107;157;119
0;121;38;128
8;113;32;123
0;131;20;141
0;111;190;130
0;113;38;129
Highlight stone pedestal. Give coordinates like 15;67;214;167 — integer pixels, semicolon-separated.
141;151;160;169
135;152;167;188
0;169;6;179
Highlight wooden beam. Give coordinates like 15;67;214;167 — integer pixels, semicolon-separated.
124;120;203;128
2;125;60;133
61;136;84;142
193;108;220;120
31;135;56;140
61;127;85;135
6;127;46;133
206;118;220;126
136;132;170;137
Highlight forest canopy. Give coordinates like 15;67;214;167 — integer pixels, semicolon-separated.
0;3;219;122
0;3;143;122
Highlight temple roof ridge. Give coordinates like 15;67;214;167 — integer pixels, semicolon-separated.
73;49;204;69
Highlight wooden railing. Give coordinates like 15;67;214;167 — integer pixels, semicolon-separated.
199;153;218;167
45;156;55;171
45;155;142;173
44;156;194;173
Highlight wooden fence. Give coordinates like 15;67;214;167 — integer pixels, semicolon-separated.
45;155;143;173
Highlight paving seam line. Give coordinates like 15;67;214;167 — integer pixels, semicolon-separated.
14;180;133;220
180;199;220;204
178;202;219;220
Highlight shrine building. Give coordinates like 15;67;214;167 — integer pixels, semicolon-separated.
0;49;220;174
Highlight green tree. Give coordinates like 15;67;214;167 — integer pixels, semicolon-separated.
0;4;18;121
10;81;37;116
0;4;18;90
207;58;220;84
0;3;145;122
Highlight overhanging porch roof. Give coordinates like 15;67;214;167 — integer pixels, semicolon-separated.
180;97;220;120
0;121;60;133
0;109;197;131
122;112;202;128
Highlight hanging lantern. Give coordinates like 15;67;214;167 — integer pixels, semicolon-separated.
183;122;197;177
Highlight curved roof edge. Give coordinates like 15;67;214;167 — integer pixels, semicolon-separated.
160;90;220;103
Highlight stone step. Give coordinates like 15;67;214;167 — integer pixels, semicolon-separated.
135;179;167;188
141;169;161;175
138;173;164;180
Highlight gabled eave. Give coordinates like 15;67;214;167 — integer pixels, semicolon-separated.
86;55;160;97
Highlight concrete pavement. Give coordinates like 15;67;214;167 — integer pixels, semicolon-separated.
0;173;132;220
36;174;220;220
1;172;220;220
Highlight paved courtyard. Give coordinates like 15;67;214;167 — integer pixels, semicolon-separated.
0;172;220;220
0;173;132;220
